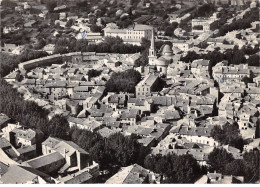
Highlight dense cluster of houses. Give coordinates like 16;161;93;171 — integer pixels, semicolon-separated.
1;0;259;184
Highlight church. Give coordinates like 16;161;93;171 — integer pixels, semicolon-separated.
146;29;175;75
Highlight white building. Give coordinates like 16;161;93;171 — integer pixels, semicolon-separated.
172;40;193;52
104;23;153;46
192;18;214;33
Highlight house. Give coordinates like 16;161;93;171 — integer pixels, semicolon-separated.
83;34;103;44
24;20;36;28
172;40;193;52
12;45;25;55
58;168;93;184
171;125;219;147
54;140;93;171
213;62;250;83
97;127;118;138
55;20;67;28
23;2;31;9
9;127;37;147
54;5;67;11
2;43;17;53
66;99;80;115
127;98;153;113
107;94;127;109
0;137;20;161
42;137;94;172
195;172;244;184
15;6;23;11
16;144;37;162
135;74;159;98
121;109;140;126
59;12;66;20
0;161;9;177
243;138;260;152
105;164;160;184
41;136;62;155
22;152;66;174
168;13;178;24
191;59;210;78
43;44;55;55
0;165;53;184
3;71;20;82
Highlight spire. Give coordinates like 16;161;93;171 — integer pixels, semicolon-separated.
149;28;156;57
151;28;155;51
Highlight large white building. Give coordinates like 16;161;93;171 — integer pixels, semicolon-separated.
104;23;153;46
191;18;214;33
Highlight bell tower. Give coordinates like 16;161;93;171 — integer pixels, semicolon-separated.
148;28;157;65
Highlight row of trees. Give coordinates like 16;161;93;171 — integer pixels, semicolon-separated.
218;8;259;37
2;30;31;46
0;50;48;78
53;36;143;54
105;69;141;93
181;45;259;67
208;148;260;183
0;79;70;140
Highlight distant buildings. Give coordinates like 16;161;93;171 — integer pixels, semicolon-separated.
195;172;244;184
192;18;214;33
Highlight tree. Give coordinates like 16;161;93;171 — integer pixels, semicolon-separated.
144;153;203;183
34;38;46;50
1;0;17;8
105;69;141;93
208;148;234;172
164;22;178;37
88;69;102;79
180;51;200;63
90;24;102;33
243;150;260;182
66;19;73;27
224;159;247;178
46;1;57;12
247;54;260;66
242;76;253;85
210;123;244;151
47;115;70;140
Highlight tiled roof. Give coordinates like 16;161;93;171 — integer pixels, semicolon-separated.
24;152;64;169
